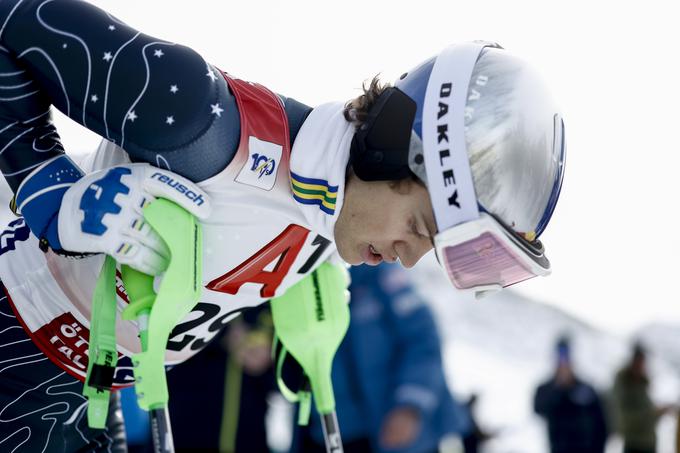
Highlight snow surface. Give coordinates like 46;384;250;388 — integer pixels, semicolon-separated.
411;253;680;453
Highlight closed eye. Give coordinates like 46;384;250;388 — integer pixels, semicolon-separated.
411;217;428;238
414;215;436;247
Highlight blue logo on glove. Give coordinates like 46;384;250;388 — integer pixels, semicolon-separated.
80;168;131;236
0;219;31;255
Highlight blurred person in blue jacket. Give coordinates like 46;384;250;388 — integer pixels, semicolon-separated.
533;335;609;453
295;262;468;453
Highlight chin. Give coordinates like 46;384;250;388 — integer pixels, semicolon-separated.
343;255;363;266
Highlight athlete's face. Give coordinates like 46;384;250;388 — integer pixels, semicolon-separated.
334;173;436;268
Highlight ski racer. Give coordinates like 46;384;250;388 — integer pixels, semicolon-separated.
0;0;565;450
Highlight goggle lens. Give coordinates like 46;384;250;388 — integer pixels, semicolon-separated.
440;231;538;290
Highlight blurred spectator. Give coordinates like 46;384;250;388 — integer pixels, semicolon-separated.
611;342;676;453
294;263;469;453
166;304;276;452
461;394;494;453
676;415;679;453
533;335;609;453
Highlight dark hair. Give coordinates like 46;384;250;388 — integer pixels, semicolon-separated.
343;75;391;128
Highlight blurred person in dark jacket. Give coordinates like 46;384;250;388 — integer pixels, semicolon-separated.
533;335;609;453
167;305;276;453
295;263;469;453
611;342;677;453
461;393;494;453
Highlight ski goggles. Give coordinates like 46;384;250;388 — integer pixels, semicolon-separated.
433;109;565;296
416;41;564;297
434;210;551;297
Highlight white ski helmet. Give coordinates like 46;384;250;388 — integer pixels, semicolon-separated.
349;41;565;296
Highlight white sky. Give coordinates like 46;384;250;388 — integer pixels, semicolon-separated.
52;0;680;335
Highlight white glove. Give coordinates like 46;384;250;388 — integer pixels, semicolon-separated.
58;164;211;275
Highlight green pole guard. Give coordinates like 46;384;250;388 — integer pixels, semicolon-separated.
297;390;312;426
273;343;312;425
83;255;119;429
121;198;203;411
120;266;155;322
270;262;350;416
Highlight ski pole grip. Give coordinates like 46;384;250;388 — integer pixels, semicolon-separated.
121;266;155;321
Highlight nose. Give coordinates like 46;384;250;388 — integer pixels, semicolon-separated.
395;237;434;268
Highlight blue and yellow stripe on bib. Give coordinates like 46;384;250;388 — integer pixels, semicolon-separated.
291;172;338;215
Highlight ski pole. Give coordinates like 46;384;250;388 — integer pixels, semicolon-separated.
121;266;174;453
270;263;350;453
320;411;343;453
